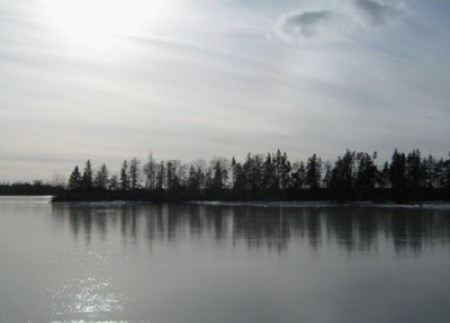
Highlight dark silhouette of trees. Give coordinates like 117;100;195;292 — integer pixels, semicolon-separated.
143;152;157;190
263;153;277;191
389;150;407;195
120;160;129;191
129;157;141;190
306;153;322;191
405;150;424;200
291;161;306;191
187;164;204;194
0;181;64;195
82;160;93;191
166;160;181;191
109;174;119;191
156;161;165;191
68;166;82;190
356;152;378;193
43;148;450;203
330;150;356;200
446;153;450;192
94;163;109;190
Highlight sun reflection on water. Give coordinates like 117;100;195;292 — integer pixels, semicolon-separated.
50;277;125;319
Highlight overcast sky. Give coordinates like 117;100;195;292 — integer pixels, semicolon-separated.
1;0;450;181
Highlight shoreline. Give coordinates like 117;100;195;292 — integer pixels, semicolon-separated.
51;199;450;209
2;195;450;209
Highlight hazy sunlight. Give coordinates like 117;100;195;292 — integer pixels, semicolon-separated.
43;0;178;52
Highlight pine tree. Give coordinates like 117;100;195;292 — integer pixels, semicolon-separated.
143;151;156;190
120;160;129;191
405;149;423;191
322;162;332;189
356;152;378;192
68;166;82;190
94;163;109;190
155;161;165;190
129;157;141;190
389;149;407;201
280;152;291;190
263;153;276;191
187;165;204;192
109;174;118;191
274;149;282;190
389;150;407;190
82;160;93;191
306;153;322;190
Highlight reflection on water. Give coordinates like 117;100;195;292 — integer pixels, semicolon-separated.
52;204;450;254
50;276;123;315
1;200;450;323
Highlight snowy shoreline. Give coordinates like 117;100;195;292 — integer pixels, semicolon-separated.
187;200;450;209
2;196;450;209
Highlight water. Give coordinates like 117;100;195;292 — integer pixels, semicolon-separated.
1;196;450;323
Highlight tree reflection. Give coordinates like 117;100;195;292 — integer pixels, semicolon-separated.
52;204;450;254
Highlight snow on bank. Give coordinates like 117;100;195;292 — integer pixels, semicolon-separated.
52;200;153;206
187;201;450;209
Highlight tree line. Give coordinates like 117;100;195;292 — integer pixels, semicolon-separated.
52;149;450;202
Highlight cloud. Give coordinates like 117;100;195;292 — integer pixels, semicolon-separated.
279;10;335;38
350;0;405;27
275;10;352;44
275;1;407;45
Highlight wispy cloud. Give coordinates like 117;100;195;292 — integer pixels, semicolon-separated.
275;0;407;45
350;0;405;27
278;10;336;38
275;9;354;45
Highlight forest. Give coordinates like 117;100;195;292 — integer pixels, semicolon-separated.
2;149;450;203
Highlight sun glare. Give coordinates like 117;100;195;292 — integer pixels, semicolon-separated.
43;0;177;52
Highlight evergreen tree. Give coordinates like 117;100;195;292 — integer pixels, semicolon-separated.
298;161;306;190
210;157;229;192
355;152;378;193
129;157;141;190
322;161;332;189
306;153;322;190
389;150;407;190
263;153;276;191
120;160;129;191
435;158;447;189
389;149;407;201
231;156;238;188
232;159;244;192
279;152;291;190
212;160;224;191
187;165;204;193
155;161;165;190
242;154;263;192
68;166;82;190
328;150;356;200
405;149;424;191
82;160;93;191
109;174;119;191
166;160;177;190
274;149;282;190
94;163;109;190
143;151;157;190
423;154;438;189
446;152;450;191
378;162;390;189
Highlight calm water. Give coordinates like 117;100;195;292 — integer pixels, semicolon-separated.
1;197;450;323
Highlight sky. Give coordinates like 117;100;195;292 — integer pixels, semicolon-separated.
1;0;450;182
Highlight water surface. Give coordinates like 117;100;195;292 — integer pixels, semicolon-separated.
0;197;449;322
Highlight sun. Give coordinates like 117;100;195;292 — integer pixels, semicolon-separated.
43;0;177;53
